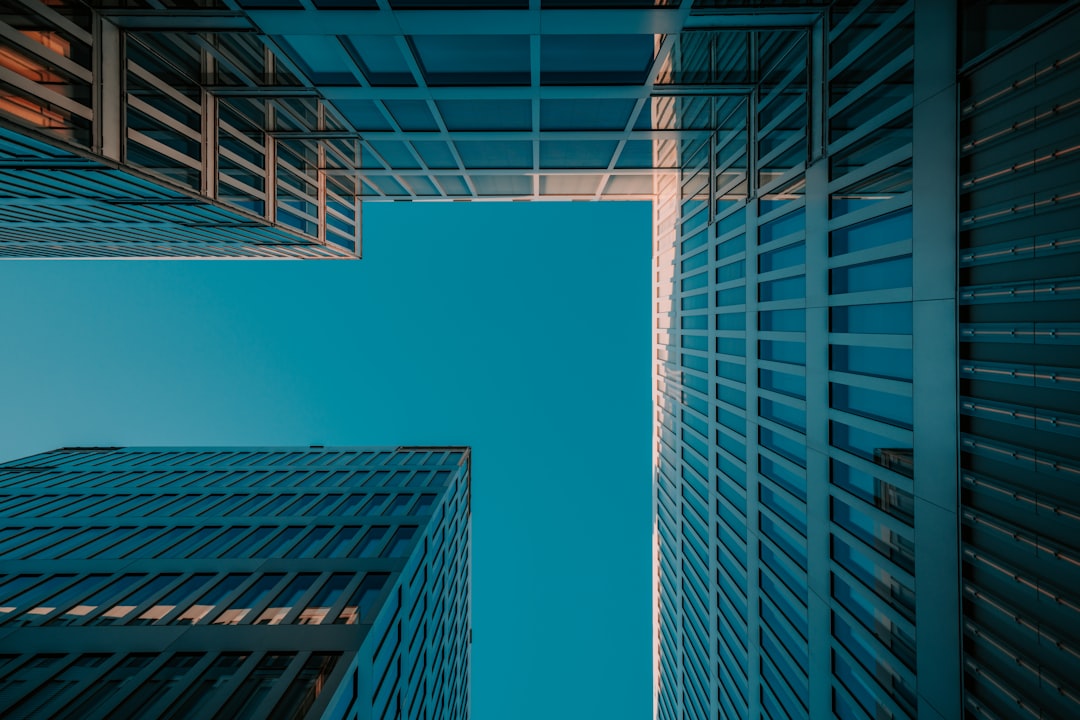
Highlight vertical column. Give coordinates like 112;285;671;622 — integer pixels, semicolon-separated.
802;14;831;720
264;46;278;225
742;38;762;718
201;49;218;201
92;15;122;162
911;0;961;718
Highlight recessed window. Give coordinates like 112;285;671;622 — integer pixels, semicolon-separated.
345;36;415;86
541;34;655;85
437;99;531;131
384;100;440;132
540;99;635;131
411;35;530;85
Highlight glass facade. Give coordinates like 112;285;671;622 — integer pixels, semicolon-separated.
0;2;1078;718
0;446;471;720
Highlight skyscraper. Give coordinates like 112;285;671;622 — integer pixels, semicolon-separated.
0;2;1077;718
0;445;471;720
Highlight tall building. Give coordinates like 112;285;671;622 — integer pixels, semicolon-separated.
0;445;471;720
1;2;1078;719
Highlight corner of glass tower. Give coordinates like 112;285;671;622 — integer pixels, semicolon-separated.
0;446;471;719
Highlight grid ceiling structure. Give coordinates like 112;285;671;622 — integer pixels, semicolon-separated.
0;0;825;257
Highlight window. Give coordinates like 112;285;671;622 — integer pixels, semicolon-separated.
211;574;285;625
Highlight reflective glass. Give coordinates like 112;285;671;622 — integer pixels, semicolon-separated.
438;99;531;131
173;574;247;625
254;573;320;625
163;654;250;720
93;574;180;624
212;574;284;625
297;573;351;625
335;573;389;625
412;35;530;85
541;35;655;84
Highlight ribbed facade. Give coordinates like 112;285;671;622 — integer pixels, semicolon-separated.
957;7;1080;717
0;446;471;720
653;2;1079;719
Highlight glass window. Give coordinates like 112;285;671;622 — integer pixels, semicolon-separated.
319;526;365;558
211;574;285;625
759;309;804;332
352;526;389;558
830;345;912;381
266;653;340;720
830;421;912;478
759;339;805;365
133;494;183;515
297;573;352;625
833;613;915;715
335;573;390;626
278;494;319;515
254;573;320;625
361;494;390;514
760;427;806;467
253;527;304;558
831;460;913;526
831;256;912;294
211;653;295;720
9;527;81;558
540;99;635;131
4;653;109;718
161;653;249;720
282;526;332;559
412;35;529;86
758;275;805;302
830;209;911;256
830;303;912;334
385;495;412;515
759;208;804;245
47;574;144;625
306;494;343;516
55;526;136;559
831;383;913;429
173;574;247;625
228;494;273;516
132;574;214;624
93;526;167;559
124;526;190;559
222;526;274;558
0;575;75;623
541;139;620;169
159;527;220;558
759;242;805;272
189;527;248;559
380;526;417;558
832;535;915;621
409;494;437;516
10;574;109;625
541;34;655;84
328;494;367;516
92;574;180;625
53;654;154;720
111;651;204;720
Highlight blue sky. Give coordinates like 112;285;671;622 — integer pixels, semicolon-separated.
0;201;653;718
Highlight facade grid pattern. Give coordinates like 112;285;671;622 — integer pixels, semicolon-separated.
0;446;471;720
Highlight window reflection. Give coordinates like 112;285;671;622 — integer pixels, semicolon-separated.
335;573;389;625
93;574;179;624
254;573;319;625
297;573;351;625
173;574;246;625
211;574;284;625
